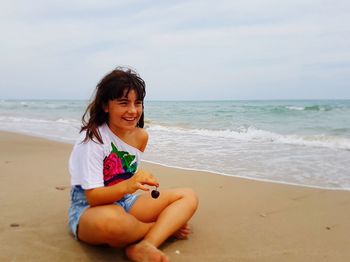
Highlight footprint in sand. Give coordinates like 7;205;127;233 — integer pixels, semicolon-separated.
55;186;68;190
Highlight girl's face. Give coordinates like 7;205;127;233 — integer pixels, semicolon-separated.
104;89;143;134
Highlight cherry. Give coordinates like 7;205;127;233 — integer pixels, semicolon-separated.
151;187;160;199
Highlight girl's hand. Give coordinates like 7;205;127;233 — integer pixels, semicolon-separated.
125;170;159;194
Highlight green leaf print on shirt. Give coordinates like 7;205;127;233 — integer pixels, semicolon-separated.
111;142;137;173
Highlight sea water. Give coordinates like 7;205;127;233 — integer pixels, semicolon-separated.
0;99;349;190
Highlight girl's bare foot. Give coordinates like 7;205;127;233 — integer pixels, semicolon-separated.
173;223;191;240
126;241;169;262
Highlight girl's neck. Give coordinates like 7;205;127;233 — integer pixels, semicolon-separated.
106;123;135;139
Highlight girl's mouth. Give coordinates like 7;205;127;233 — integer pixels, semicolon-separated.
123;117;137;122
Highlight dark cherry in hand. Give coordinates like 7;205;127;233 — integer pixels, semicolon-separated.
151;187;160;199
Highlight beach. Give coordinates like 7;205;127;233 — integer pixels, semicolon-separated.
1;130;350;261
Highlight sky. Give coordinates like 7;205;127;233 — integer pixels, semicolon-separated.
0;0;350;100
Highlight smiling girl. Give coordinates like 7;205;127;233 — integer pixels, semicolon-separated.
68;67;198;262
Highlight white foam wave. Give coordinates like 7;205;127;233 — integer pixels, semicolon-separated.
0;116;80;143
285;105;332;112
55;118;81;125
286;106;304;111
147;124;350;150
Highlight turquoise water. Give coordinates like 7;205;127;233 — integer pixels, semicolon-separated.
145;100;350;139
1;99;349;189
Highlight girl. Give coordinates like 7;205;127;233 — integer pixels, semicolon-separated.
68;67;198;262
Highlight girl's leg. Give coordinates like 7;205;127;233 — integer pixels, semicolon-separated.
127;187;198;255
77;204;153;247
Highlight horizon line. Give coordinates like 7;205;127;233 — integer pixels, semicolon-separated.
1;98;350;102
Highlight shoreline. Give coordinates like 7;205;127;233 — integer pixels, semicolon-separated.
143;159;350;192
1;129;349;192
1;130;350;261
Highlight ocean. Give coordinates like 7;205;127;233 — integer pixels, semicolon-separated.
1;99;349;190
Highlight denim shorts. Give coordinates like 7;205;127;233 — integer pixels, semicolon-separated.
68;185;139;240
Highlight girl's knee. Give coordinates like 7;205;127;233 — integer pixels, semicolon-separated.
179;188;199;211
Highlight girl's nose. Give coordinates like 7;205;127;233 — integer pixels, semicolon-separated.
128;104;137;113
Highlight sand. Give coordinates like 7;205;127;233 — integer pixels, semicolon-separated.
0;130;350;261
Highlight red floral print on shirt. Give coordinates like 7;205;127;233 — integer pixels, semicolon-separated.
102;142;137;186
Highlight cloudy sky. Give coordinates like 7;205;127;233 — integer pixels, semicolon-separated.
1;0;349;100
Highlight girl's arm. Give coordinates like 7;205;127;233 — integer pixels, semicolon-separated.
138;128;149;152
85;169;158;207
85;181;129;207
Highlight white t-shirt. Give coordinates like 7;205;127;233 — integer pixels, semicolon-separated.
69;123;142;190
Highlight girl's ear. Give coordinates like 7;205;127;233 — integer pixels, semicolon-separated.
103;103;109;113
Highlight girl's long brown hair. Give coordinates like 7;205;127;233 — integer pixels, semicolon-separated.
81;67;146;144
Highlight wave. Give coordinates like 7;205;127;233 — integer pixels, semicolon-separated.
55;118;81;125
0;116;80;126
285;106;304;111
285;105;332;112
0;116;80;143
147;124;350;150
0;100;86;110
1;115;349;151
